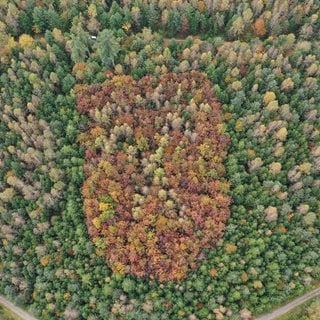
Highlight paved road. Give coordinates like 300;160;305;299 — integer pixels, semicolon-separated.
0;295;37;320
255;286;320;320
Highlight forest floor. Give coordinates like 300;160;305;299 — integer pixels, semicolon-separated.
255;286;320;320
0;296;37;320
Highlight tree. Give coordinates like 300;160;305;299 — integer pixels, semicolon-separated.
5;3;19;35
146;4;160;31
93;29;120;68
229;16;245;39
184;4;198;34
253;18;267;37
18;11;33;34
70;26;90;63
19;34;34;49
167;9;181;37
32;7;48;33
251;0;264;15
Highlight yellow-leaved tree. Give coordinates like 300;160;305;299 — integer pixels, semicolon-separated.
19;34;34;49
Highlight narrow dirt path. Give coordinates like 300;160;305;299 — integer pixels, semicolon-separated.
0;295;37;320
255;286;320;320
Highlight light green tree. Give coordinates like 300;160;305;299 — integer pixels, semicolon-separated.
93;29;120;68
70;25;90;63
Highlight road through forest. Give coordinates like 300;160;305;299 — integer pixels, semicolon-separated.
255;286;320;320
1;286;320;320
0;295;37;320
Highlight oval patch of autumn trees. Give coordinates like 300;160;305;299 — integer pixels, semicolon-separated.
76;71;231;281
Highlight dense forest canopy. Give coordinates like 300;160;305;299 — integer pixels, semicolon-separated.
77;72;231;282
0;0;320;319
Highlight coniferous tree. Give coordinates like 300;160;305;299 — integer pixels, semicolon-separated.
93;29;120;68
70;25;90;63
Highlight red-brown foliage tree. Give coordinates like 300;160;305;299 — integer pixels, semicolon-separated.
76;71;231;281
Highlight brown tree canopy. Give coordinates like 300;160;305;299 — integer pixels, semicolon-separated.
76;71;231;281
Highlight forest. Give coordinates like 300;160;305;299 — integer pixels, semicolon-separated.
0;0;320;319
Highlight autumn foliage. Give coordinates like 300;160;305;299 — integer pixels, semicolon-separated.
76;71;231;281
253;18;267;37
